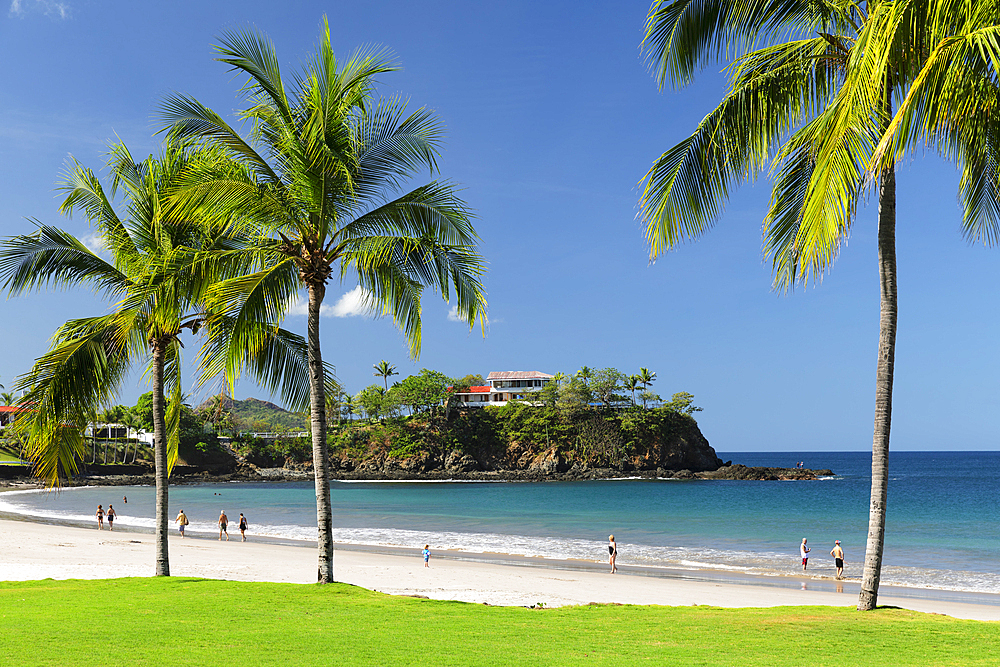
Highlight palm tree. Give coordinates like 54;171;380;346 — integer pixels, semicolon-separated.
0;391;14;406
623;375;640;406
640;0;1000;610
0;140;310;576
160;20;488;583
637;368;657;408
373;360;399;391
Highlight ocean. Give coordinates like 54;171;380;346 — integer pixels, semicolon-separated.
2;451;998;595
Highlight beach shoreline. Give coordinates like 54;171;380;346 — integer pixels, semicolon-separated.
2;517;998;621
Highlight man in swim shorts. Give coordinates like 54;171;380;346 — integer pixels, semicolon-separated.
106;505;116;531
800;537;810;571
218;510;229;541
830;540;845;579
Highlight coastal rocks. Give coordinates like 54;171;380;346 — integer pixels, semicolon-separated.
697;464;834;481
444;450;479;473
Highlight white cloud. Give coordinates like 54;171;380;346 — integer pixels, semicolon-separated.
80;231;109;257
9;0;70;19
447;305;462;322
287;286;372;318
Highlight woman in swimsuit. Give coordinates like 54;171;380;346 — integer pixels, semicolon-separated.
238;513;248;542
608;535;618;574
96;505;104;530
106;505;116;531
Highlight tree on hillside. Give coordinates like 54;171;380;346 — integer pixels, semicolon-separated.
623;375;640;406
0;141;310;577
373;361;399;391
641;0;1000;609
591;368;626;408
161;20;488;583
665;391;702;416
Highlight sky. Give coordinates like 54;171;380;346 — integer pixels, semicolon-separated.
1;1;998;452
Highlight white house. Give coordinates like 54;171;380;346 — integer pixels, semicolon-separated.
451;371;555;408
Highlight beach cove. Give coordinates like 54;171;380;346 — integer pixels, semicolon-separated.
2;451;1000;620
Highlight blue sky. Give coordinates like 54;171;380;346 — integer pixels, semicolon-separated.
1;1;998;452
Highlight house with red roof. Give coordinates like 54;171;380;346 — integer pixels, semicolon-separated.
451;371;555;408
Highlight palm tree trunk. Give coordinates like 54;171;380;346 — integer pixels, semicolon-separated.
307;281;334;583
152;339;170;577
858;159;897;611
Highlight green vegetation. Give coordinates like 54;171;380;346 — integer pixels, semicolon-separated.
161;20;488;583
1;578;998;666
328;401;702;471
639;0;1000;608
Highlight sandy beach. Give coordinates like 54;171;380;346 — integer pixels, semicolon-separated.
1;518;998;621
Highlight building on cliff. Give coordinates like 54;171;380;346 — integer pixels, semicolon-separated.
451;371;555;408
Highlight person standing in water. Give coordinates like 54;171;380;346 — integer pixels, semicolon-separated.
95;505;104;530
423;544;430;567
218;511;229;541
238;513;248;542
800;538;810;571
175;510;188;537
608;535;618;574
830;540;845;579
106;505;116;531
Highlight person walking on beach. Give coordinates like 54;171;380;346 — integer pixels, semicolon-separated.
423;544;430;567
800;538;810;571
218;511;229;541
830;540;845;579
175;510;189;537
106;505;116;531
95;505;104;530
238;513;248;542
609;535;618;574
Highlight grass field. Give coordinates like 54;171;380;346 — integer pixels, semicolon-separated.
0;579;997;665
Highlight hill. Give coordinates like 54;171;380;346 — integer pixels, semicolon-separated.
195;396;307;433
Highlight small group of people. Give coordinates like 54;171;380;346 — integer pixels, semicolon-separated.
94;503;118;530
174;509;249;541
800;537;846;579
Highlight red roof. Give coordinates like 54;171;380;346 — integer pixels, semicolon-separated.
448;386;491;394
0;406;27;413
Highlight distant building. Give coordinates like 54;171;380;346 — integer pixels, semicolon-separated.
0;406;28;431
451;371;555;408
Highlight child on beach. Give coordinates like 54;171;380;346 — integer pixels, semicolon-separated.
95;505;104;530
423;545;430;567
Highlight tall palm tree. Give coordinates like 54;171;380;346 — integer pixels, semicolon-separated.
0;140;310;576
640;0;1000;610
637;368;657;408
160;20;488;583
373;360;398;391
623;375;640;406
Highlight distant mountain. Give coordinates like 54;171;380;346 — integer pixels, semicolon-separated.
196;396;307;432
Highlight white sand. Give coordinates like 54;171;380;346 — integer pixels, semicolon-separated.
2;518;998;621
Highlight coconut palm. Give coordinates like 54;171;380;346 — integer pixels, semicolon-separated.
623;375;640;406
0;140;311;576
160;20;487;583
641;0;1000;609
0;391;14;406
637;368;657;408
373;360;399;391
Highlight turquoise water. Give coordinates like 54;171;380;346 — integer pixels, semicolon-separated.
2;451;998;593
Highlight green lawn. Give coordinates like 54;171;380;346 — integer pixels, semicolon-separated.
0;578;996;666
